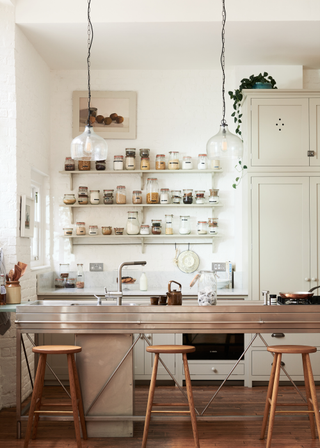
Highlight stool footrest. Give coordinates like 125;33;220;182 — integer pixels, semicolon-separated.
34;410;74;415
152;402;189;407
151;410;191;414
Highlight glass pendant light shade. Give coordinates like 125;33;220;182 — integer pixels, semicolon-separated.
71;125;108;161
206;124;243;160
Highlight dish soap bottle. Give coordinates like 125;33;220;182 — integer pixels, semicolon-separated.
140;272;148;291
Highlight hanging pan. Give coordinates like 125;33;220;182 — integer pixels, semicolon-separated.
177;244;200;274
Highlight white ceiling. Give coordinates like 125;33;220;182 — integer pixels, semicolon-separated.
15;0;320;70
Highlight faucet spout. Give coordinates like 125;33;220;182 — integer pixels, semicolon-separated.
117;261;147;305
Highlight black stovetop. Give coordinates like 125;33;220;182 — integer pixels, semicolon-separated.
277;295;320;305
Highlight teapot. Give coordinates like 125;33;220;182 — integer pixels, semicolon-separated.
167;280;182;306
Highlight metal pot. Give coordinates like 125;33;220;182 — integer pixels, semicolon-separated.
167;280;182;306
279;285;320;300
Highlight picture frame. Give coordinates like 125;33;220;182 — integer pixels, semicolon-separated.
72;91;137;140
20;195;34;238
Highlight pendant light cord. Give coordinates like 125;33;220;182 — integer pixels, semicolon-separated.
86;0;93;127
220;0;227;127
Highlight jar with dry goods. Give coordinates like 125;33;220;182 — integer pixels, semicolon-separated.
155;154;166;170
76;264;84;289
146;178;159;204
160;188;170;204
140;148;150;158
89;225;98;235
132;190;142;204
140;224;150;235
197;221;207;234
59;264;69;279
208;218;218;234
103;190;114;204
182;156;193;170
102;226;112;235
179;216;191;235
65;278;76;288
165;214;173;235
65;157;75;171
114;227;124;235
76;222;86;235
195;190;205;204
183;189;193;204
54;277;65;289
116;186;126;204
95;160;106;171
197;154;207;169
125;148;136;170
168;151;180;170
209;189;219;203
113;155;124;170
78;186;88;205
90;190;100;205
63;227;73;236
63;194;76;205
140;157;150;170
126;211;140;235
151;219;162;235
171;190;181;204
78;160;91;171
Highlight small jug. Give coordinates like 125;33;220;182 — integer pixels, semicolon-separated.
167;280;182;306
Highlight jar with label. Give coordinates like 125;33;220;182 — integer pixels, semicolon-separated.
197;221;207;234
103;190;114;204
59;263;69;279
65;157;75;171
209;189;219;203
146;178;159;204
179;216;191;235
63;194;76;205
140;148;150;158
90;190;100;205
171;190;181;204
63;227;73;236
54;277;65;289
89;225;98;235
125;148;136;170
165;214;174;235
182;156;193;170
140;157;150;170
132;190;142;204
168;151;180;170
198;270;217;306
155;154;166;170
208;217;218;234
102;226;112;235
65;278;76;288
151;219;162;235
198;154;207;169
211;159;221;170
78;194;88;205
126;211;140;235
183;189;193;204
160;188;170;204
113;155;124;170
116;186;126;204
76;222;86;235
78;159;91;171
95;160;106;171
114;227;124;235
79;186;88;195
195;190;205;204
140;224;150;235
76;264;84;289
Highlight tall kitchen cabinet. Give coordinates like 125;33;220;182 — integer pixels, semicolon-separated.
242;90;320;386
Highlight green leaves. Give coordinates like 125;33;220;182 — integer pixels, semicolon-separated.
233;160;248;189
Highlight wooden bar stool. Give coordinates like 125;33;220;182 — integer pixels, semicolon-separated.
260;345;320;448
142;345;200;448
24;345;87;448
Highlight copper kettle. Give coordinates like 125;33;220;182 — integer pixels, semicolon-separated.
167;280;182;306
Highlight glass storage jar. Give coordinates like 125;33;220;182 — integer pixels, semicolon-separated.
171;190;181;204
126;211;140;235
209;189;219;203
101;226;112;235
208;217;218;234
183;189;193;204
146;178;159;204
139;148;150;158
103;189;114;204
90;190;100;205
65;157;75;171
63;194;76;205
78;159;91;171
182;156;193;170
76;222;86;235
116;186;126;204
89;225;98;235
132;190;142;204
151;219;162;235
198;270;217;306
165;214;174;235
160;188;170;204
140;224;150;235
140;157;150;170
168;151;180;170
113;155;124;170
195;190;205;204
76;264;84;289
63;227;73;236
198;154;207;169
78;194;88;205
125;148;136;170
179;216;191;235
211;159;221;169
79;186;88;195
155;154;166;170
59;263;69;279
114;227;124;235
197;221;207;234
95;160;106;170
65;277;76;288
54;277;65;288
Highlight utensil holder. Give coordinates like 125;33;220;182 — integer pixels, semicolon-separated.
6;281;21;304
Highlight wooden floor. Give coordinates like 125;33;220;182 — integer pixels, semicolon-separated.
1;384;320;447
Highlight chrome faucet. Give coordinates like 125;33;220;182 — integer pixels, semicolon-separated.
105;261;147;305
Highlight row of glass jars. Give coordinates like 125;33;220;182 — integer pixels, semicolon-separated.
55;263;85;289
64;157;107;171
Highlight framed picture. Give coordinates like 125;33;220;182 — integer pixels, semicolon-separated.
72;91;137;140
20;195;34;238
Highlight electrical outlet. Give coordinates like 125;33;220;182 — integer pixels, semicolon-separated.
90;263;103;272
212;262;226;272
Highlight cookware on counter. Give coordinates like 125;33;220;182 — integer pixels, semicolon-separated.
167;280;182;305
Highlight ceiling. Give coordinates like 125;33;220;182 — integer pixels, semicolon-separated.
14;0;320;70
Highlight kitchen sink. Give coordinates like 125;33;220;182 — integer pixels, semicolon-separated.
21;300;141;307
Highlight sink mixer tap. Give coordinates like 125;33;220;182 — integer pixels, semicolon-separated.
105;261;147;305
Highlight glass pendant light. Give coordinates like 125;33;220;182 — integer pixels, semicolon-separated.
71;0;108;161
206;0;243;160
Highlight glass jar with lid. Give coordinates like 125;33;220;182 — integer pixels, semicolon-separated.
182;156;193;170
165;214;174;235
151;219;162;235
59;263;69;279
168;151;180;170
160;188;170;204
113;155;124;170
78;186;88;205
76;222;86;235
116;186;126;204
197;221;207;235
65;157;75;171
198;154;207;169
183;189;193;204
139;148;150;158
103;189;114;204
65;277;76;288
140;224;150;235
140;157;150;170
208;217;218;234
89;225;98;235
209;189;219;203
78;159;91;171
76;264;84;289
63;227;73;236
102;226;112;235
114;227;124;235
95;160;106;171
195;190;205;204
198;270;217;306
179;216;191;235
54;277;65;288
125;148;136;170
146;178;159;204
126;211;140;235
132;190;142;204
89;190;100;205
155;154;166;170
63;194;76;205
171;190;181;204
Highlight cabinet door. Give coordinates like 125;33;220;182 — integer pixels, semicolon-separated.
310;98;320;167
310;178;320;289
251;98;309;167
251;176;310;298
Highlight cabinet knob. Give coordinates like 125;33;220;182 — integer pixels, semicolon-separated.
271;333;285;338
211;367;217;373
305;278;311;282
311;278;317;282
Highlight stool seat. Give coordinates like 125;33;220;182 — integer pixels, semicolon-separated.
32;345;82;355
146;345;195;354
267;345;317;355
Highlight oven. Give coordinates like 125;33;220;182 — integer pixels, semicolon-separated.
183;333;244;361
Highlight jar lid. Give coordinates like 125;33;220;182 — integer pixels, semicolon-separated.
156;154;165;157
147;178;158;181
55;277;64;282
160;188;170;192
140;224;150;228
79;186;88;189
102;226;112;229
183;156;192;159
195;190;205;193
65;157;73;160
67;278;76;281
64;193;75;196
141;156;149;159
117;185;126;189
114;155;124;159
151;219;162;223
180;215;190;218
125;148;136;151
89;225;98;228
171;189;181;193
183;189;193;192
198;221;207;224
169;151;179;154
198;154;207;157
103;189;114;193
76;222;85;225
96;160;106;162
133;190;142;194
90;189;100;192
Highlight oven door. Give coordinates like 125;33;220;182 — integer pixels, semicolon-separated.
183;333;244;360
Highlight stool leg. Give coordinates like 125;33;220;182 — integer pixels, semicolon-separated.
24;353;47;448
67;354;82;448
31;354;47;440
265;353;282;448
302;353;316;438
260;351;278;440
305;353;320;439
71;354;87;440
183;353;200;448
142;352;159;448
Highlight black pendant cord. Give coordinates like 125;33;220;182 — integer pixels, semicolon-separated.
86;0;93;127
220;0;227;128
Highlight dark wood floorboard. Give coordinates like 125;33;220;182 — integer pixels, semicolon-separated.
1;384;320;447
